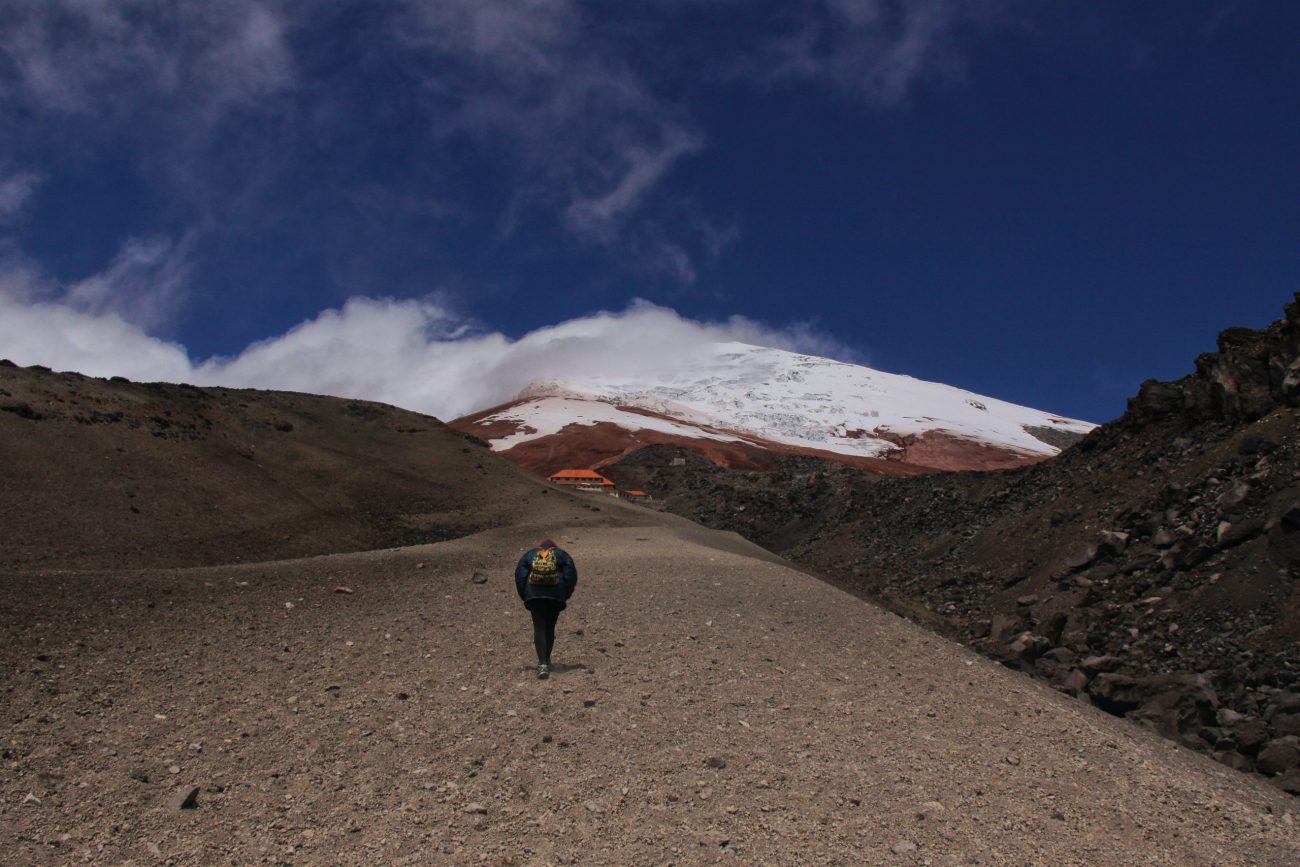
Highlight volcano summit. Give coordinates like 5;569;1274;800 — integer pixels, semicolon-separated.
452;341;1094;475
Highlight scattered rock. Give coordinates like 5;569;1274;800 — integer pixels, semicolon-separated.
1278;502;1300;531
1275;769;1300;795
1081;655;1123;673
1152;528;1179;548
1257;737;1300;776
891;840;918;855
1097;530;1130;556
168;785;200;810
1230;719;1270;754
22;792;41;806
1216;518;1264;548
463;803;488;815
705;756;727;769
1064;543;1100;571
1005;631;1051;661
334;586;354;594
916;801;945;820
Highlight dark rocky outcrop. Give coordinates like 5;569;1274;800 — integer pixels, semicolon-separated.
608;293;1300;793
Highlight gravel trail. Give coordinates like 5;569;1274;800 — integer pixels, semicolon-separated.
3;518;1298;865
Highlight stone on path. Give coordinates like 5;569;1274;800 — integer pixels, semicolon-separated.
169;785;200;810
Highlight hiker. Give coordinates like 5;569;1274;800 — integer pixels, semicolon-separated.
515;538;577;679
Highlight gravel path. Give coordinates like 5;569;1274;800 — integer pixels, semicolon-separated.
3;517;1298;865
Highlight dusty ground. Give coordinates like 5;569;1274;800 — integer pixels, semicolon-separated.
605;299;1300;787
0;362;553;571
4;507;1299;866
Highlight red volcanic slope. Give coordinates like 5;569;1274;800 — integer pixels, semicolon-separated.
448;398;1042;477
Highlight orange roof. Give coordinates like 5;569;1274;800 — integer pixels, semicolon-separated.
549;469;614;485
624;490;648;496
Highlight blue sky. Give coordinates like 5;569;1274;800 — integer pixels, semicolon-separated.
1;1;1297;424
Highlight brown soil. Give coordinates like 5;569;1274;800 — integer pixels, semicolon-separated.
4;516;1299;865
449;400;1036;477
0;364;557;571
603;294;1300;794
4;359;1300;864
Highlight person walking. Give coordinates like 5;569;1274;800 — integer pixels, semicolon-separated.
515;538;577;679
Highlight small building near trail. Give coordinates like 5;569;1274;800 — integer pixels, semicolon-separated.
548;469;617;493
622;489;649;501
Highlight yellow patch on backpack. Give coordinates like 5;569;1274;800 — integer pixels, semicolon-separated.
528;547;561;586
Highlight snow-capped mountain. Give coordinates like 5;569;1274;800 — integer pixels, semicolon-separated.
449;341;1096;475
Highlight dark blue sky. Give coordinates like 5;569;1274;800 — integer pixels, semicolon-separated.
1;1;1297;423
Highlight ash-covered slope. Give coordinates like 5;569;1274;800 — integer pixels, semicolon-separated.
451;341;1094;474
4;523;1299;864
609;294;1300;793
0;361;564;571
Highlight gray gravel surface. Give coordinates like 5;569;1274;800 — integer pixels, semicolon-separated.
4;512;1299;865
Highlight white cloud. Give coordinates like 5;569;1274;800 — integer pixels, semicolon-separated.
750;0;999;105
399;0;704;242
0;171;41;222
0;1;294;117
63;235;195;330
0;291;858;421
0;294;194;382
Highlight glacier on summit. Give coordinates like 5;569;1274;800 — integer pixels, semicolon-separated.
457;341;1096;471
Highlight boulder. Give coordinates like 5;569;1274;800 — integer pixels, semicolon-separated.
1040;647;1078;666
1271;692;1300;715
1237;431;1278;456
1006;631;1052;661
1053;668;1089;696
1214;751;1255;773
1098;530;1130;556
1081;655;1123;674
1235;715;1275;750
1089;673;1220;741
1216;481;1252;514
988;614;1024;645
1275;769;1300;795
1256;737;1300;776
1216;518;1264;548
1064;543;1100;571
168;785;200;810
1272;713;1300;738
1153;528;1179;548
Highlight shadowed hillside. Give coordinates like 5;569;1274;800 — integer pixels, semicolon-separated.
606;294;1300;792
0;362;569;571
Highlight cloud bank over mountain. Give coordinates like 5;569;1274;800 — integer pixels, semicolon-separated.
0;290;855;422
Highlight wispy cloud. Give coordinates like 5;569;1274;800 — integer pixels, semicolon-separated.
63;234;196;330
0;1;294;118
747;0;1003;105
0;0;1010;325
399;0;705;244
0;228;196;335
0;171;41;222
0;290;858;421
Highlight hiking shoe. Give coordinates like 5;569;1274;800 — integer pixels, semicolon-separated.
537;663;551;680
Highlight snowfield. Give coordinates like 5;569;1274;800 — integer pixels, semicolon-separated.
470;341;1096;461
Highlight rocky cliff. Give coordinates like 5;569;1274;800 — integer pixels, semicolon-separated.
606;294;1300;793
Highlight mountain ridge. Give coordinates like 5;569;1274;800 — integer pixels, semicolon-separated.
451;340;1094;474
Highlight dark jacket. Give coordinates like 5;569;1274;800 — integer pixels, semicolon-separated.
515;546;578;609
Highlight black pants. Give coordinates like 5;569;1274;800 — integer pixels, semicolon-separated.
528;600;563;665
